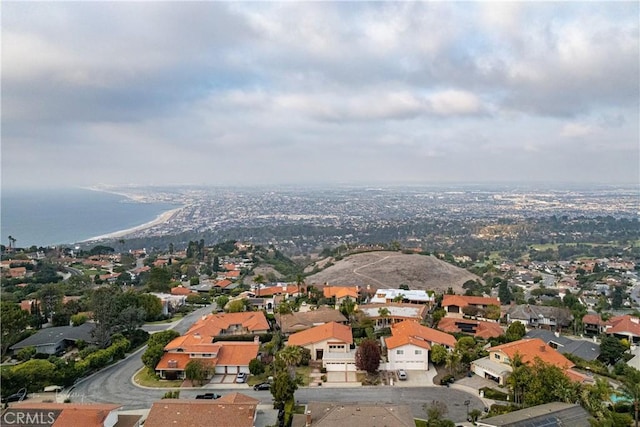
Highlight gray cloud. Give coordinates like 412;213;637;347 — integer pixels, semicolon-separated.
2;1;638;189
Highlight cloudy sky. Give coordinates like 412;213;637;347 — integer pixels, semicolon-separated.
2;1;638;189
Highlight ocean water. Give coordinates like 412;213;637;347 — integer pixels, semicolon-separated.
1;188;176;248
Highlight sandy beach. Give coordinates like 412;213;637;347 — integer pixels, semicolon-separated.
81;207;182;242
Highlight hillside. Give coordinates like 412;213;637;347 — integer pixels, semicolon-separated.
305;251;480;294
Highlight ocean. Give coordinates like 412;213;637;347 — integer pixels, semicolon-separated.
0;188;176;248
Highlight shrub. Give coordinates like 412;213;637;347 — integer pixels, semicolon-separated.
70;314;87;327
321;375;327;382
249;358;265;375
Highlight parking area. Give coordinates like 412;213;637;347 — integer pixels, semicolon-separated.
391;368;437;387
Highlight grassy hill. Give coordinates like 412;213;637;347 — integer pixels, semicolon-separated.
305;251;480;294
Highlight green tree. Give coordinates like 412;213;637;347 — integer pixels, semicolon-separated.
226;299;246;313
38;284;63;321
89;286;121;347
431;308;446;327
484;304;501;321
71;313;88;326
277;345;303;379
505;322;526;342
599;335;627;365
355;339;381;374
138;294;163;321
146;267;172;293
430;344;447;365
1;302;32;356
339;297;357;320
15;346;36;362
423;400;455;427
215;295;229;311
10;359;57;393
142;330;180;372
619;367;640;427
270;370;299;407
118;306;146;333
185;359;212;386
445;350;461;376
249;358;265;375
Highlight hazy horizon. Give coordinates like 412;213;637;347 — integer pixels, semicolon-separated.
2;2;638;190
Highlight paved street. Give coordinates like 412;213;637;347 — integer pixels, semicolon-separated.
68;304;484;422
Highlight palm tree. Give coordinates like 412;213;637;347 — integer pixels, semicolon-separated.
277;345;303;379
445;350;461;376
620;369;640;427
378;307;390;328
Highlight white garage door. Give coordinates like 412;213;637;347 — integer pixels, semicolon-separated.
226;366;238;374
324;362;356;372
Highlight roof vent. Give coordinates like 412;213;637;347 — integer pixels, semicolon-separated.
168;359;178;368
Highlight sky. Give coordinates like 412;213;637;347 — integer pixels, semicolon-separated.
2;1;639;189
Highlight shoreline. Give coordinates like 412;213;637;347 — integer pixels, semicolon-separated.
80;207;183;242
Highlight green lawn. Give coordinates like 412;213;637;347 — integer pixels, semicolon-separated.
133;368;183;388
296;366;312;386
414;420;428;427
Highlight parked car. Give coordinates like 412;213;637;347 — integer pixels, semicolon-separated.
397;370;408;381
195;393;221;400
253;382;270;391
236;372;247;383
1;388;27;403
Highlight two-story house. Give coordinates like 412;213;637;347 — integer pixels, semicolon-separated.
584;314;640;343
357;303;429;329
442;295;500;318
385;320;457;371
506;304;573;330
286;322;355;373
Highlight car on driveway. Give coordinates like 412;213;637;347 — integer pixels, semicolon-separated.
253;382;270;391
195;393;221;399
1;388;27;403
236;372;247;383
397;370;408;381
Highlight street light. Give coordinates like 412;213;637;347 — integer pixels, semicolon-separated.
464;400;470;421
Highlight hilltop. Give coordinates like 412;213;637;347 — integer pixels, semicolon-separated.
304;251;480;294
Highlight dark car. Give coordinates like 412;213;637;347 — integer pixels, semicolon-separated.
253;382;271;391
1;388;27;403
195;393;221;400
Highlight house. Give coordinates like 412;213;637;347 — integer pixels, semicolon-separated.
277;307;348;335
144;393;259;427
506;304;573;330
525;329;600;361
357;303;428;329
287;322;355;372
369;289;435;305
442;295;500;318
322;285;359;305
156;339;259;379
149;293;187;315
6;402;140;427
603;314;640;343
385;320;456;371
8;266;27;278
292;402;415;427
10;322;97;355
476;402;590;427
437;317;504;339
154;312;268;379
170;285;195;296
470;338;588;386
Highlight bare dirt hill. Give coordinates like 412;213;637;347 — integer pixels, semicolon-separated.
305;251;480;294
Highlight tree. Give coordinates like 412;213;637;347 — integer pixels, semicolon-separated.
430;344;447;365
599;335;627;365
484;304;501;321
226;299;246;313
431;308;446;327
619;367;640;427
270;370;298;407
137;294;163;321
355;339;380;374
90;287;121;347
142;330;180;372
249;358;265;375
185;359;211;386
505;322;526;342
277;345;303;379
339;297;356;319
423;400;455;427
215;295;229;311
612;286;625;309
445;350;461;376
146;267;172;293
118;306;146;333
38;284;63;321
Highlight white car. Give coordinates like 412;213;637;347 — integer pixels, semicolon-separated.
397;369;408;380
236;372;247;383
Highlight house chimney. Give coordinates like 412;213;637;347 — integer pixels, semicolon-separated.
254;335;260;343
306;410;312;427
540;345;546;352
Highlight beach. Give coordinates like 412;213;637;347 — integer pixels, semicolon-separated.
81;207;183;242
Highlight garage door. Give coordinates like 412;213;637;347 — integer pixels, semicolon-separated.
226;366;238;374
324;362;356;372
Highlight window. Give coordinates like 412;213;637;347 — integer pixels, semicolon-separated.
397;350;404;355
415;350;422;355
494;353;501;360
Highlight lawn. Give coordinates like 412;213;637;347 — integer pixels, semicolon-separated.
133;368;183;388
414;420;428;427
145;313;185;324
296;366;312;386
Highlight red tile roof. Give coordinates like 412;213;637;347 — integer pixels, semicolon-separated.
323;286;358;299
442;295;500;308
490;338;574;369
10;403;121;427
437;317;503;339
171;286;194;296
144;400;256;427
389;320;457;348
606;315;640;337
287;322;353;346
582;314;605;325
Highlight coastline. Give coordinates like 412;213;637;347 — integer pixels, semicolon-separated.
81;207;182;242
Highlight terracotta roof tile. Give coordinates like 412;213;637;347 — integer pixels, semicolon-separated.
437;317;503;339
215;342;260;366
287;322;353;346
390;320;457;348
491;338;574;369
144;400;256;427
606;315;640;337
442;295;500;308
10;403;121;427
